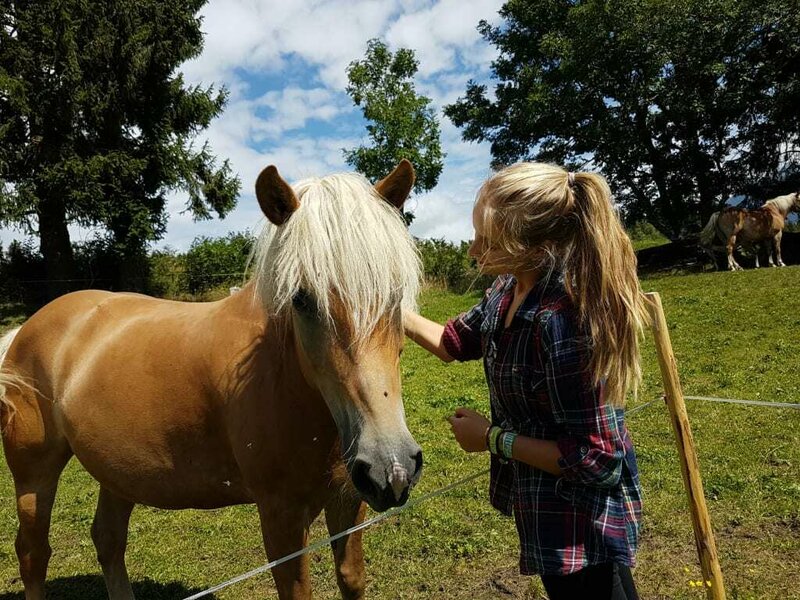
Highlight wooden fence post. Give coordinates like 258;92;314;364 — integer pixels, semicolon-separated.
644;292;726;600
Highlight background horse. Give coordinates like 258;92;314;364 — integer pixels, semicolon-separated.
0;160;423;600
699;192;800;270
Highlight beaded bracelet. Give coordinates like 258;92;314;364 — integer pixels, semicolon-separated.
500;431;518;461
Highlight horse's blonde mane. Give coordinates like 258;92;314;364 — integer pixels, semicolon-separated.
764;192;799;214
0;327;27;424
250;172;421;342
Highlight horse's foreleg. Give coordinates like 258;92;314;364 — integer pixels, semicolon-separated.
9;446;71;600
91;488;135;600
774;232;786;267
257;499;312;600
324;490;367;600
726;235;742;270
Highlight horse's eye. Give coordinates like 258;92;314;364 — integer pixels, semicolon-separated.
292;289;314;314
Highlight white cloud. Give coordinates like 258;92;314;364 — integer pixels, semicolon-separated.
252;87;350;140
386;0;503;77
409;139;494;243
181;0;400;90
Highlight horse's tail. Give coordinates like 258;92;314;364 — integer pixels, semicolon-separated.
0;326;24;424
699;212;721;247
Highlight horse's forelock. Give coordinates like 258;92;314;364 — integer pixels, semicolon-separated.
250;172;421;342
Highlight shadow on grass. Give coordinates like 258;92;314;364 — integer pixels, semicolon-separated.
0;575;219;600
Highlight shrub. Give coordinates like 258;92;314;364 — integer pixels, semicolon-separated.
184;231;253;294
416;238;490;293
148;248;188;299
627;221;670;251
0;239;46;303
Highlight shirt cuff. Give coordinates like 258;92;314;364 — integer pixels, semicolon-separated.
556;435;591;481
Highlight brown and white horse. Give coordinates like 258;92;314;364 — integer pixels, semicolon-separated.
0;161;423;600
699;192;800;270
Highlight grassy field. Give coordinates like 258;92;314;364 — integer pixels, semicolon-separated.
1;267;799;599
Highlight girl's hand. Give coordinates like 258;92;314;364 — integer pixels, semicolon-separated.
447;407;491;453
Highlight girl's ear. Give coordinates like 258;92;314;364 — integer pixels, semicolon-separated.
375;159;415;209
255;165;300;225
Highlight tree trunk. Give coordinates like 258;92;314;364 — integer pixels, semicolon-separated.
633;106;682;239
37;196;75;301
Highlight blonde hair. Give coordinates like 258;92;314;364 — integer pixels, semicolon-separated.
251;172;421;343
0;327;24;426
477;162;649;406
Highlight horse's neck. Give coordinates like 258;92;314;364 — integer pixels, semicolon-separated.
217;283;318;404
765;198;792;217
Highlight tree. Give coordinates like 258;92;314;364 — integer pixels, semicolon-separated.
0;0;240;296
445;0;800;238
345;39;444;225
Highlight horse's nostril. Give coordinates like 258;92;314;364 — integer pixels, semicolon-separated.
412;450;423;476
351;459;377;497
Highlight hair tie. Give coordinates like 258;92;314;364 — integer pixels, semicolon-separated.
567;172;576;188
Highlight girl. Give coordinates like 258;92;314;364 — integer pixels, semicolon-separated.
404;163;648;600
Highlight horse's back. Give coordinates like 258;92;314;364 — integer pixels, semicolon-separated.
4;289;256;507
10;289;211;397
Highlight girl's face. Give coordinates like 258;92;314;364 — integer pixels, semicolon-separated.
468;200;511;275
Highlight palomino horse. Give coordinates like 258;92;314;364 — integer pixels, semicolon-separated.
699;192;800;270
0;160;424;600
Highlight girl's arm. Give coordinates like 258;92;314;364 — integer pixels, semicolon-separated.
448;408;563;476
508;436;563;477
402;310;454;363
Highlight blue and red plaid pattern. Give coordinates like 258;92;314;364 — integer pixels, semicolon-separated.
442;274;642;576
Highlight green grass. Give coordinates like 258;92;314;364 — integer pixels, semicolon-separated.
2;268;799;599
628;222;671;252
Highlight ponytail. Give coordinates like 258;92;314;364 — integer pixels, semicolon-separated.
564;172;649;406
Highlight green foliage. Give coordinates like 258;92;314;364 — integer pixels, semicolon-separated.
0;239;44;301
627;221;670;251
0;0;241;291
184;231;253;294
0;235;148;302
148;248;188;299
345;39;445;225
416;238;491;292
445;0;800;238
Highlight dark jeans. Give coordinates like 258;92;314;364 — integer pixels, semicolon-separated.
541;562;639;600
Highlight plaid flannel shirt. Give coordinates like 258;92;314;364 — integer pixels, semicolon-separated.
442;274;642;576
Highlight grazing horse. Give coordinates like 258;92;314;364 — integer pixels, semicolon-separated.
699;192;800;270
0;161;424;600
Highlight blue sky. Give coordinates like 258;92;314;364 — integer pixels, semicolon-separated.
0;0;505;251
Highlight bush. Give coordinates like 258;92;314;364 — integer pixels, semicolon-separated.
148;248;188;299
184;231;253;294
416;238;490;293
0;239;46;303
72;236;122;287
626;221;670;251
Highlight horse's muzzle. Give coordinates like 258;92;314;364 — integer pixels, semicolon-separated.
350;448;423;512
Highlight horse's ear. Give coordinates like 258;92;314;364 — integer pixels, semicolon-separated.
255;166;299;225
375;159;415;210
